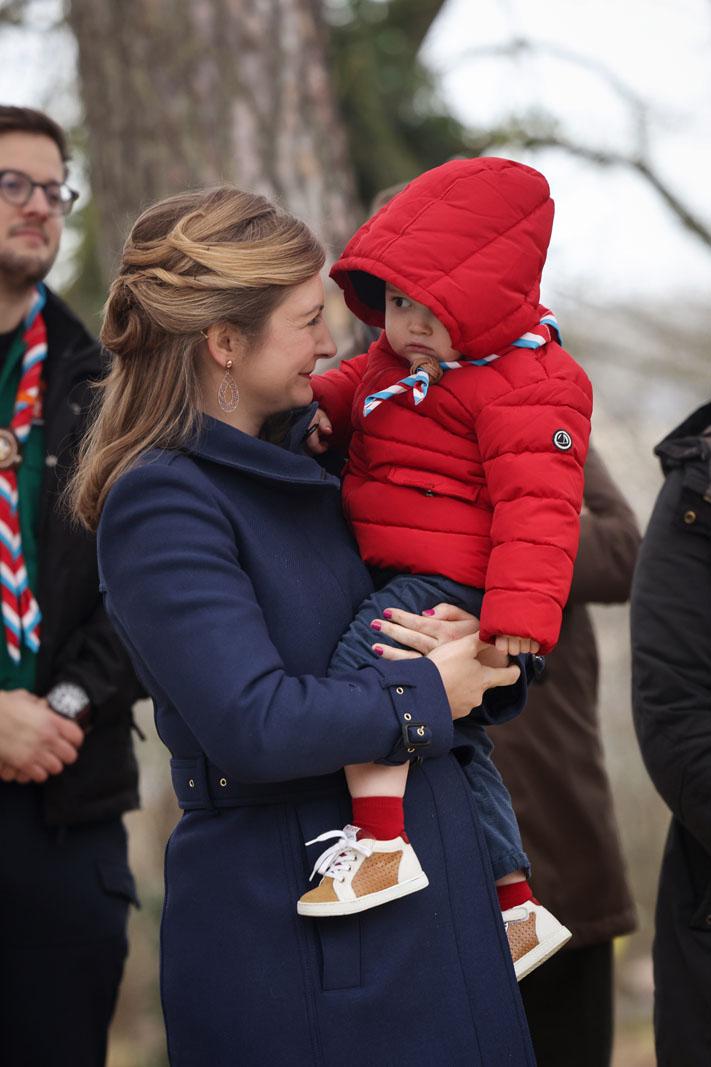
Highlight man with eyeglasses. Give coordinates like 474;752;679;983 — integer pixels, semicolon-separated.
0;105;141;1067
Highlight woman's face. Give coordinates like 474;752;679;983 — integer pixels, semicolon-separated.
236;274;337;426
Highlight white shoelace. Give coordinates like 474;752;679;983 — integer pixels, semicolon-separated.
305;824;374;882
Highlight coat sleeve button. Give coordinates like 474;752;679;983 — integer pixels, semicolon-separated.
684;510;697;524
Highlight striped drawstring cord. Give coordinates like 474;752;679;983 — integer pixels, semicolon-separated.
0;285;46;661
363;313;561;417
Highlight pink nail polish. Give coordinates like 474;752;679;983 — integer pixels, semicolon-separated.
423;609;435;616
370;620;382;631
374;645;383;656
383;610;393;619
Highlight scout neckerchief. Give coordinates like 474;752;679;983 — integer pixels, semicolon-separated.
0;285;46;662
363;311;561;416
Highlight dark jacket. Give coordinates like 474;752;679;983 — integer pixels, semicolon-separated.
489;445;638;946
631;403;711;1066
30;288;141;825
97;410;535;1067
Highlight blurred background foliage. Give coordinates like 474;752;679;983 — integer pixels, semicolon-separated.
326;0;470;204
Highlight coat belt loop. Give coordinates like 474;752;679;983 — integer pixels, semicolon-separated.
198;754;218;811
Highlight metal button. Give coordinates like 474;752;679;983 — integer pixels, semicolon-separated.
417;726;425;737
219;777;228;787
45;454;58;468
404;712;412;721
684;510;697;524
407;747;415;753
188;778;195;788
396;687;404;695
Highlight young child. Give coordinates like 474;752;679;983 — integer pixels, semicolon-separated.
298;157;592;981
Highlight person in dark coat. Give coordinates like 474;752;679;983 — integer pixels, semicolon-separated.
71;184;537;1067
631;402;711;1067
489;444;639;1066
0;106;141;1067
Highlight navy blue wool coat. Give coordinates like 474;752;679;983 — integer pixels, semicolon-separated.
97;410;535;1067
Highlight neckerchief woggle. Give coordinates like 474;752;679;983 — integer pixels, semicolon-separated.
363;312;561;417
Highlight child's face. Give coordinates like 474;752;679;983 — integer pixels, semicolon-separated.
384;283;459;366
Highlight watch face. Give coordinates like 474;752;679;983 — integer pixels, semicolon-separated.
48;683;90;720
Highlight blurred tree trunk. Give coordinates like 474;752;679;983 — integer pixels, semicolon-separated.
66;0;360;280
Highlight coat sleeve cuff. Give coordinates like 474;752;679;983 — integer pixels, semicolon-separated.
466;653;530;726
371;657;453;765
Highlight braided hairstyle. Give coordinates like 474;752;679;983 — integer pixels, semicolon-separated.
69;186;325;530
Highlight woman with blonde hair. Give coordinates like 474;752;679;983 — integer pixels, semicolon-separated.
72;185;535;1065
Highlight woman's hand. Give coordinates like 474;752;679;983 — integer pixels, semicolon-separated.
426;634;521;719
370;602;510;668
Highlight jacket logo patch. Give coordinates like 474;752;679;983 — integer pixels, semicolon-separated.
553;429;573;452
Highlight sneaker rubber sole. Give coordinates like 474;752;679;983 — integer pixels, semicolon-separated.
297;872;429;917
514;923;572;981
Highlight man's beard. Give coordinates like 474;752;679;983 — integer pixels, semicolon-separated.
0;244;58;289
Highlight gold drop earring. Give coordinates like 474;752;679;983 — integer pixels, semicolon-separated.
218;359;240;413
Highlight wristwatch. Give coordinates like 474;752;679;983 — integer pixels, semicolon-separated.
46;682;92;728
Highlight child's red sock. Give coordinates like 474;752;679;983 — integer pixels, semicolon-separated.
352;796;408;842
497;880;536;912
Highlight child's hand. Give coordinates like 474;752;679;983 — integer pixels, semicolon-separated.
494;635;541;655
303;408;333;455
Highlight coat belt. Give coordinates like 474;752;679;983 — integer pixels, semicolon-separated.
170;756;345;810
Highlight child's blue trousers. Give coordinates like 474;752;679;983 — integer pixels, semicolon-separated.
328;572;529;881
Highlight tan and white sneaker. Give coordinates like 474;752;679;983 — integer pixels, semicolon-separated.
297;824;429;917
503;900;572;981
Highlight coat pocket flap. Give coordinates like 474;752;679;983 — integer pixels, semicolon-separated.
385;466;483;504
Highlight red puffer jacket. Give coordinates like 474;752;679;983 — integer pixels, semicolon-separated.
312;157;592;652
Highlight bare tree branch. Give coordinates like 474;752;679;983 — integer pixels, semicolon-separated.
469;125;711;249
451;38;648;120
444;34;710;249
446;36;653;156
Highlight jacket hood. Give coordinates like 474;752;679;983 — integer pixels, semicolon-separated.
654;402;711;496
330;157;554;359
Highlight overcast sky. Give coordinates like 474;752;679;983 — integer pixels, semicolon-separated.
1;0;709;308
425;0;711;306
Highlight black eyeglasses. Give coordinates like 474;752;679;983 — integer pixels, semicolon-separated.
0;169;79;217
